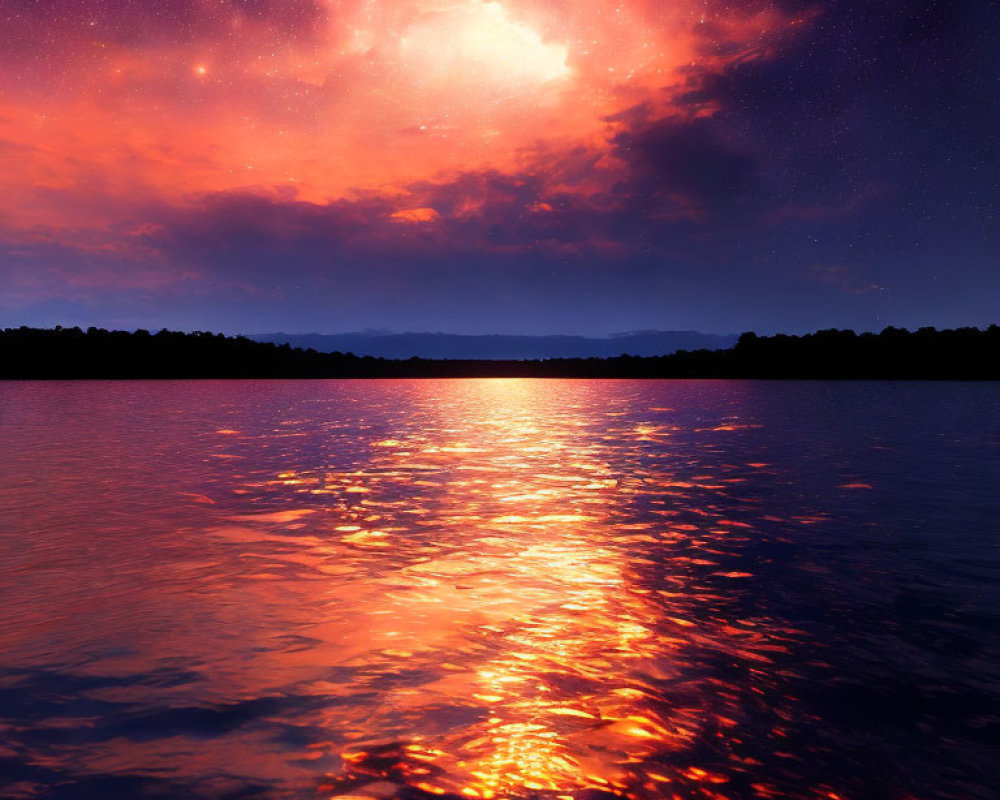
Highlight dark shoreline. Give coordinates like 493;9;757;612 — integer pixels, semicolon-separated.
2;325;999;380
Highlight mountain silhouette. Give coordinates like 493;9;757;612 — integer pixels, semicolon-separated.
249;330;738;360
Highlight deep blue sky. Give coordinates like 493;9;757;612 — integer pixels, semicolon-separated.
1;0;997;335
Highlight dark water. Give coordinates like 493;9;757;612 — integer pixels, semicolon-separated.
1;380;998;800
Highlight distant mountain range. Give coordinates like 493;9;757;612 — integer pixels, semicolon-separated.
249;330;738;360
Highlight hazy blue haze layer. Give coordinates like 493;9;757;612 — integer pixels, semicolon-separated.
248;331;739;360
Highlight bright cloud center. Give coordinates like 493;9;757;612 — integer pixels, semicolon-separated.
401;1;569;89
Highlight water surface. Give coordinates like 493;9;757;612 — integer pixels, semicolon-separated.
1;380;998;800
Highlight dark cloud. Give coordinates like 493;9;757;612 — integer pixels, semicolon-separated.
610;115;760;220
680;0;999;221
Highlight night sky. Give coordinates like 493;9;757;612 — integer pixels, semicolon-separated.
1;0;997;336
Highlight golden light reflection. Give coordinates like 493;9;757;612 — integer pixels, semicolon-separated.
214;380;804;799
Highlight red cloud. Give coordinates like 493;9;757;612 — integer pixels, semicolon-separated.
0;0;807;237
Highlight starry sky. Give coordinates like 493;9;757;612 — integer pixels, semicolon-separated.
1;0;997;335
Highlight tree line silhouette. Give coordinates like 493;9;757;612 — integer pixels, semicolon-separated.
1;324;998;379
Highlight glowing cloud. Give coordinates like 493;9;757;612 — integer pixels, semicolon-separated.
0;0;803;222
391;207;440;223
0;0;814;319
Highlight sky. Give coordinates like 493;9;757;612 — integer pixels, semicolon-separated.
1;0;997;336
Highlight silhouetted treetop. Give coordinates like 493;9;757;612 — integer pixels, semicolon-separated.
0;324;997;379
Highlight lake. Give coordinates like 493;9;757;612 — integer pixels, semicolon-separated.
1;380;997;800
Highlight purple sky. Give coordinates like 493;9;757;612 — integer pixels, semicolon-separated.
1;0;997;335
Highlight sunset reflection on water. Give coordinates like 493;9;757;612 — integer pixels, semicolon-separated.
327;382;675;797
1;379;997;800
210;380;799;799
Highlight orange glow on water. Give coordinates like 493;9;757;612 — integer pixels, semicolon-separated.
192;379;808;798
4;379;950;800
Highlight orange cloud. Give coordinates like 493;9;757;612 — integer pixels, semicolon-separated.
0;0;808;239
391;207;440;223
